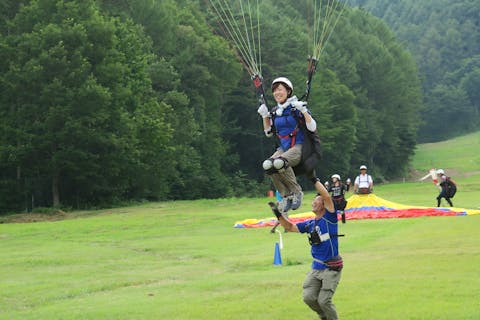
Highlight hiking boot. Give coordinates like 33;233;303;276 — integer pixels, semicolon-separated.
291;191;303;210
277;197;292;214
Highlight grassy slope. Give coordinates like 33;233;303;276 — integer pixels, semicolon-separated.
411;131;480;175
1;132;480;320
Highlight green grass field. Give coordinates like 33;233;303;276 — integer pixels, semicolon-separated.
412;131;480;175
1;133;480;319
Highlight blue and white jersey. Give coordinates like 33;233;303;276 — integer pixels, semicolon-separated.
296;210;339;270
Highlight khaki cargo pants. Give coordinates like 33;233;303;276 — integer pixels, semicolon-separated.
302;268;341;320
269;144;302;197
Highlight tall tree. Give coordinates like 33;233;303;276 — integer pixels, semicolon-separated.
350;0;480;142
325;8;422;179
0;0;171;208
101;0;244;199
0;0;425;212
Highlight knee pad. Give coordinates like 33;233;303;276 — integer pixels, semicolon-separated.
273;157;288;171
262;158;274;170
262;158;277;175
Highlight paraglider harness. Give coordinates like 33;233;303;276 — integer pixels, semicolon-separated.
356;174;372;194
256;57;323;179
269;106;322;178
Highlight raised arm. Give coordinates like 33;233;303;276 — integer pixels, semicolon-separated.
314;179;335;213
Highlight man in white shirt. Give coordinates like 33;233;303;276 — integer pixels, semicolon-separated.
354;165;373;194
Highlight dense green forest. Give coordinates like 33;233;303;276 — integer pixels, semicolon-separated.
0;0;423;212
351;0;480;142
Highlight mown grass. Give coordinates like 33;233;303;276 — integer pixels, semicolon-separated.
412;131;480;174
1;133;480;319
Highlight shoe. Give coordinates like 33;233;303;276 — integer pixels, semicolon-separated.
291;191;303;210
277;197;292;214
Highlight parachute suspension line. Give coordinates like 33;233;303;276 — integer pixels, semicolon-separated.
207;0;262;77
312;0;349;59
249;0;267;105
208;2;244;70
208;1;256;75
312;0;322;60
244;0;262;74
239;0;257;75
315;0;334;59
256;0;262;77
208;1;247;72
302;0;349;101
207;0;267;104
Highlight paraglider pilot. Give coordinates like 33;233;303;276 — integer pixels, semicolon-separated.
258;77;317;214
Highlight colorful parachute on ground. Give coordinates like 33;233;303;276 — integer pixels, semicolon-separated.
234;194;480;228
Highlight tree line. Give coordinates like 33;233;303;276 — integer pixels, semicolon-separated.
0;0;421;213
351;0;480;142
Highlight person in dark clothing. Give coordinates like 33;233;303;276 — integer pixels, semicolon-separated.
327;174;349;223
436;169;457;207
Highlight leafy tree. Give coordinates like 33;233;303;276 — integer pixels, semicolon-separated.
0;0;425;212
100;0;245;199
0;0;171;209
321;8;422;179
350;0;480;142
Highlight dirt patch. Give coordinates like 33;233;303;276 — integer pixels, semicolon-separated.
0;211;70;224
0;207;116;224
0;209;109;224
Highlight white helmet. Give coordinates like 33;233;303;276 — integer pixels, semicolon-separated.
272;77;293;92
331;174;341;180
360;165;367;170
436;169;445;175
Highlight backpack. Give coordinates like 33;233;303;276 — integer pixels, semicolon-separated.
445;179;457;198
293;120;322;177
